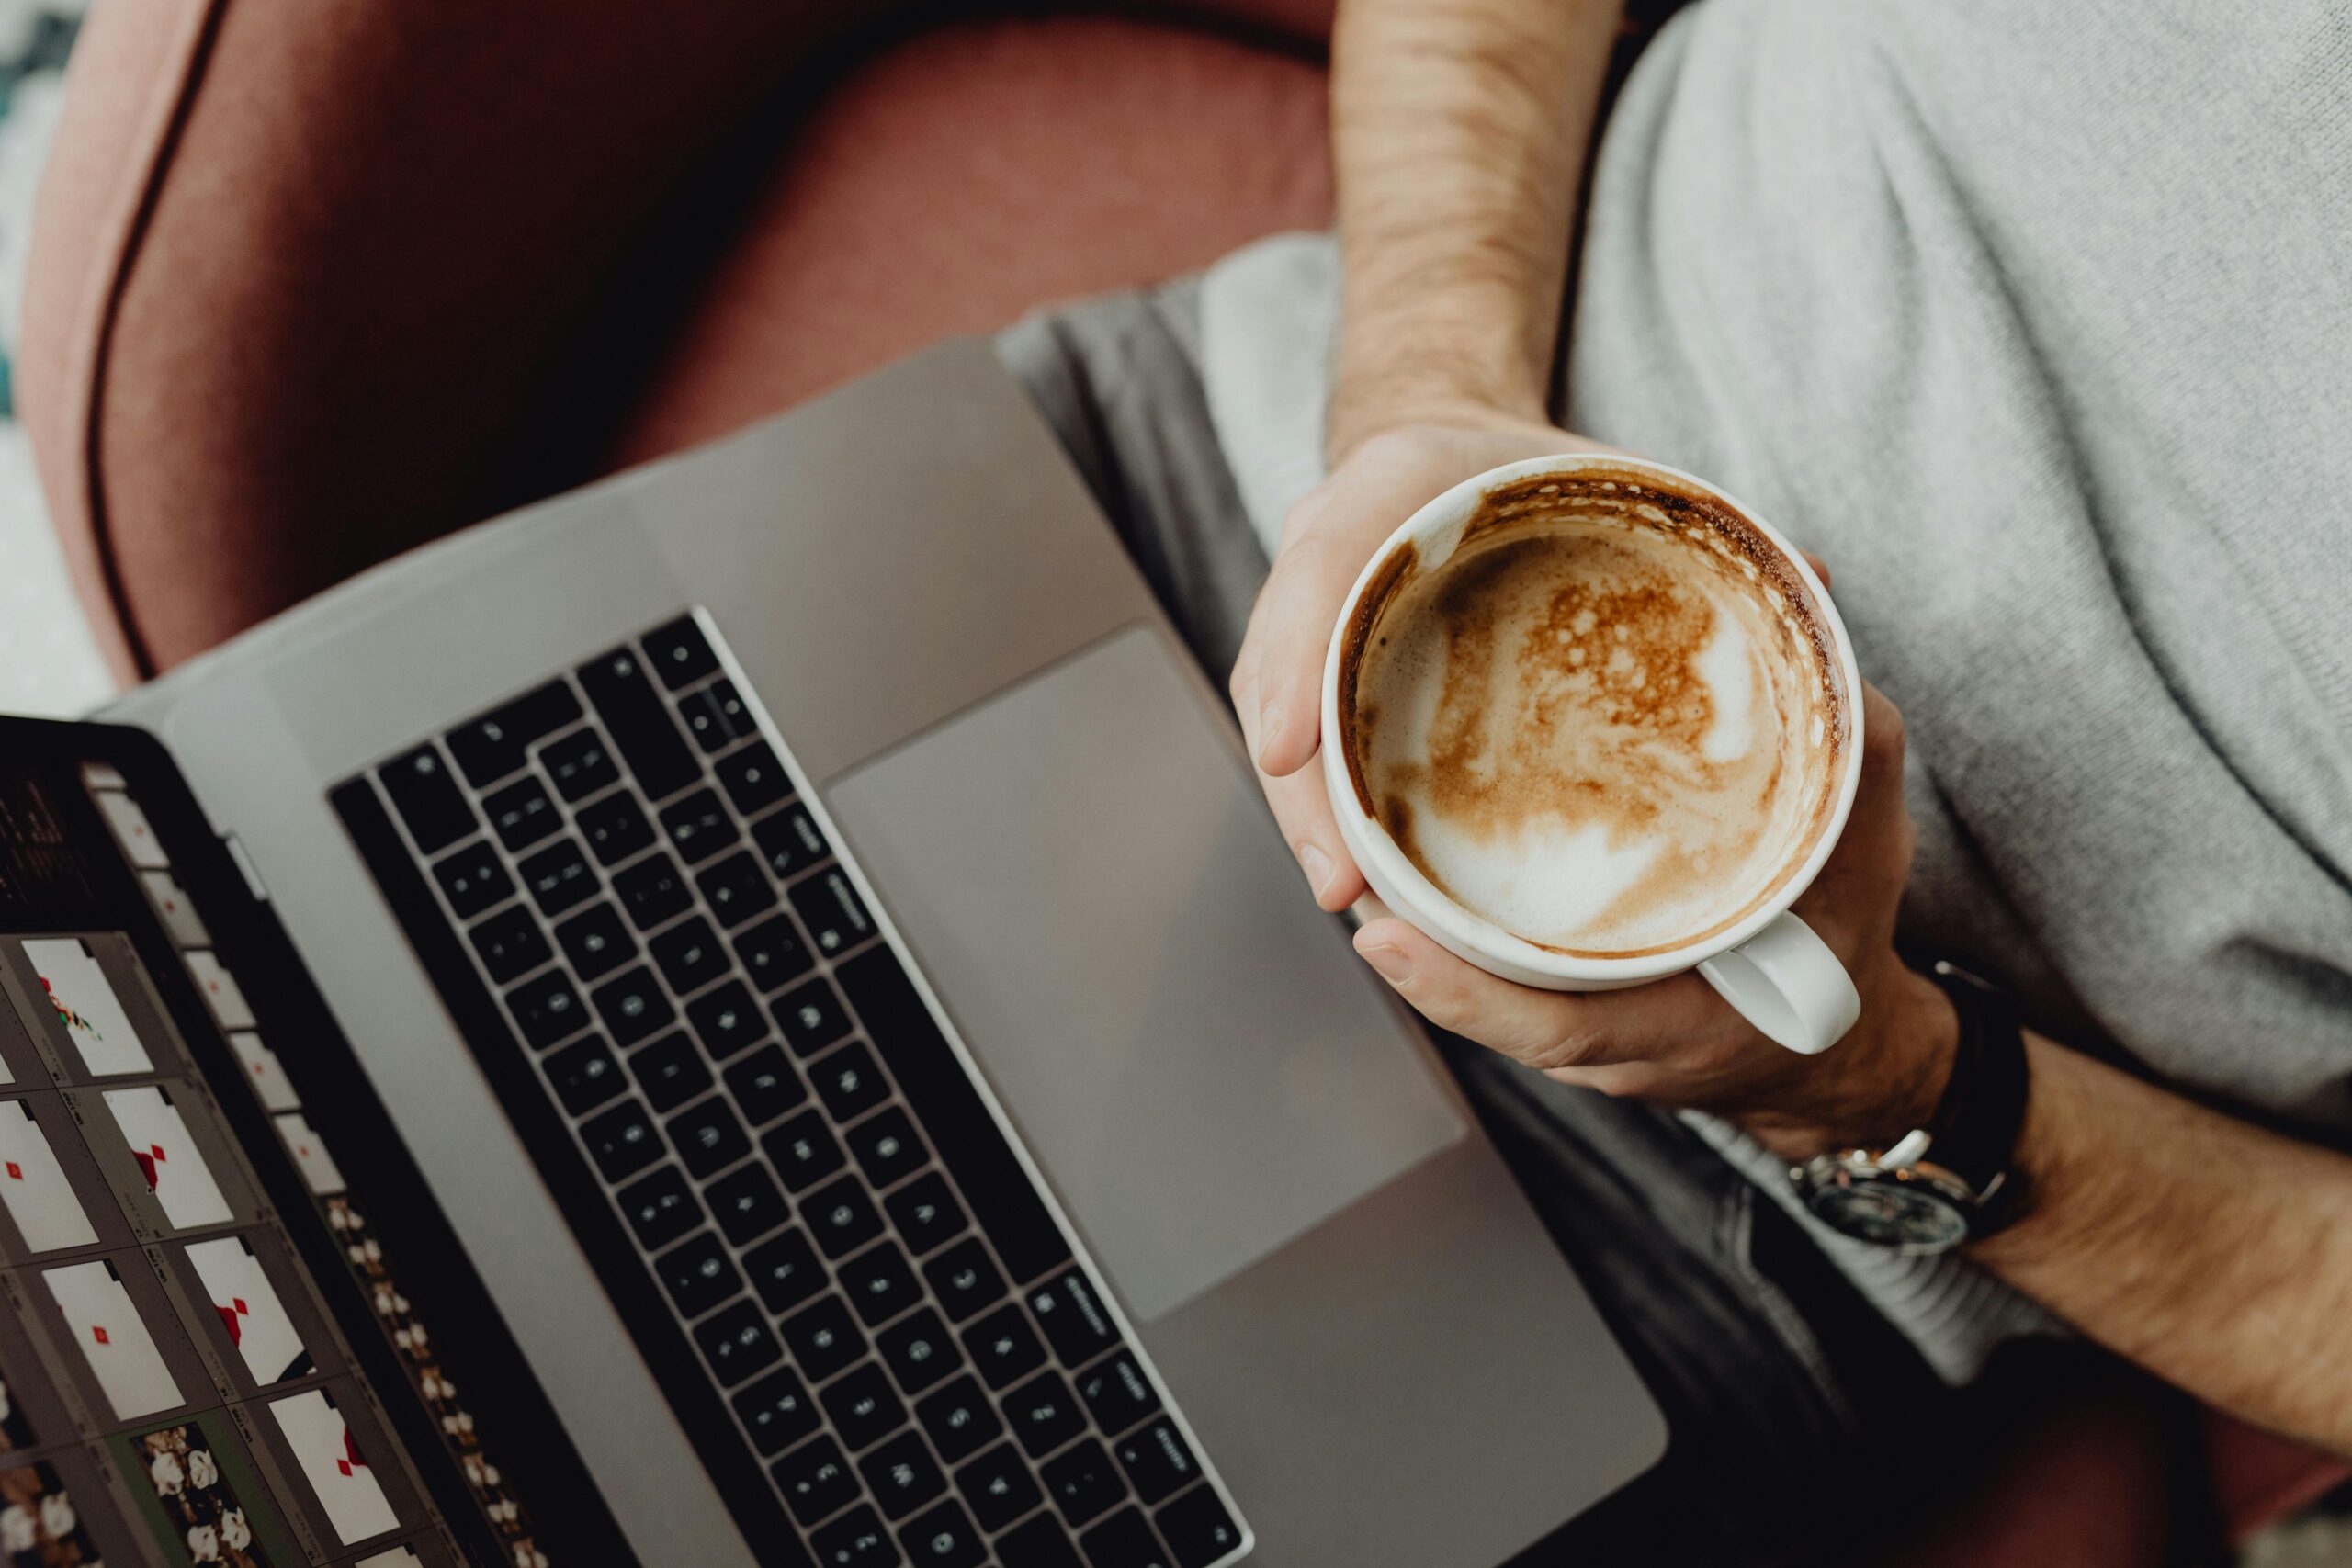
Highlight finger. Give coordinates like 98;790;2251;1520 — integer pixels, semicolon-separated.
1852;682;1907;806
1261;764;1368;911
1351;919;1616;1069
1242;531;1361;779
1798;548;1833;591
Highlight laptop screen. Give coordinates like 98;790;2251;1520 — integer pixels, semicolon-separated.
0;721;605;1568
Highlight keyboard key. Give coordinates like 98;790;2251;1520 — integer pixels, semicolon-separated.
914;1375;1002;1466
754;801;831;881
964;1303;1046;1392
433;840;514;919
629;1032;712;1113
812;1041;889;1123
733;911;813;993
470;905;552;983
717;739;793;816
654;1231;741;1317
793;868;877;958
764;1111;846;1192
899;1497;988;1568
707;1161;790;1246
1006;1370;1086;1459
659;788;738;865
581;1099;664;1182
484;776;560;852
614;851;693;930
682;679;750;752
698;850;778;929
821;1361;908;1451
781;1295;865;1382
840;1241;921;1327
643;616;720;690
876;1307;962;1397
860;1430;945;1520
806;1175;885;1259
578;645;697;800
695;1297;782;1386
616;1166;701;1251
1075;1353;1159;1437
577;791;656;865
1155;1487;1240;1568
1043;1440;1126;1527
775;1435;860;1527
957;1443;1044;1535
884;1174;967;1258
555;901;636;981
649;914;729;995
383;745;476;854
447;682;582;788
1029;1272;1118;1369
847;1107;927;1190
508;969;587;1049
546;1035;626;1113
539;726;621;802
1081;1509;1171;1568
725;1045;808;1127
519;836;598;916
745;1227;826;1314
922;1237;1007;1325
776;976;854;1056
687;978;766;1061
841;948;1073;1286
814;1504;902;1568
999;1514;1087;1568
733;1366;820;1457
1113;1421;1199;1509
592;964;675;1048
670;1096;752;1179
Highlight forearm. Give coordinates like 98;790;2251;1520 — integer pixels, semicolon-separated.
1975;1035;2352;1456
1328;0;1623;457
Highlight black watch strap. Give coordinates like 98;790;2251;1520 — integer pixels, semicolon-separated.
1918;961;2030;1213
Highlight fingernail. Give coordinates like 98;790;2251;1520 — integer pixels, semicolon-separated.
1359;942;1412;985
1296;841;1334;899
1254;702;1283;768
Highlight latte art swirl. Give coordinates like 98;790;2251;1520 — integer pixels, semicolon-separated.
1342;472;1847;957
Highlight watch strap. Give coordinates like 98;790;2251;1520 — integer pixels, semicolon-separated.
1918;961;2030;1210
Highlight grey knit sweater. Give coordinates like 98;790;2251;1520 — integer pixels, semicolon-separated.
1198;0;2352;1380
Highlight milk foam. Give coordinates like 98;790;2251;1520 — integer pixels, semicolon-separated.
1350;489;1842;956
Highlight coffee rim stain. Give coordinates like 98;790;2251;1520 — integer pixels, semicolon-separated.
1337;461;1854;961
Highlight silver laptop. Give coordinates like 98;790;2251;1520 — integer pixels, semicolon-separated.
102;339;1666;1567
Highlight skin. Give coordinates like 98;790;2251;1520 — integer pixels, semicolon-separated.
1231;0;2352;1459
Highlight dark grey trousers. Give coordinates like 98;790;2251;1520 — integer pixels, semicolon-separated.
995;285;2153;1567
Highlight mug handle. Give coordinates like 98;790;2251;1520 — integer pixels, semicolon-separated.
1696;913;1861;1055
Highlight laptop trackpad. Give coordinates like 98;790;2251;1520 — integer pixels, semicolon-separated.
827;625;1464;1322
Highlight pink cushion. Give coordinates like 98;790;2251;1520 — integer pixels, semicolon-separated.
605;16;1332;466
2206;1410;2352;1541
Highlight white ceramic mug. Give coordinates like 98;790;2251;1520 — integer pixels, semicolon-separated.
1318;454;1865;1055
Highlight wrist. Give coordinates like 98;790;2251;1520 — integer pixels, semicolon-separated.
1756;962;1960;1156
1328;317;1555;462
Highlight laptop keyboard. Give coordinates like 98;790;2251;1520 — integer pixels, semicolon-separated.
334;614;1248;1568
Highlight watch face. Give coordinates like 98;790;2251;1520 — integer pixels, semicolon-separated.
1802;1168;1972;1252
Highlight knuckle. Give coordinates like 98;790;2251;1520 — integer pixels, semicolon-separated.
1527;1022;1603;1071
1862;695;1907;764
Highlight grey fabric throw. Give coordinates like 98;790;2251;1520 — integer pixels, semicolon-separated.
1196;0;2352;1380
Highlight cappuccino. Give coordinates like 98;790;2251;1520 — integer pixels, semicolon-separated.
1340;468;1849;958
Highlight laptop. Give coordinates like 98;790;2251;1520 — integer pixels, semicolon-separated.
1;339;1664;1568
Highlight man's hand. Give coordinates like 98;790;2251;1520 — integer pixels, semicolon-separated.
1228;420;1605;913
1350;682;1962;1153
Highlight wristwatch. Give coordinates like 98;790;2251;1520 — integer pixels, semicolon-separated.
1791;960;2030;1255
